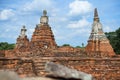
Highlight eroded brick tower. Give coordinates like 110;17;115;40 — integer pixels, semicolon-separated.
15;25;29;51
86;8;115;56
31;10;57;49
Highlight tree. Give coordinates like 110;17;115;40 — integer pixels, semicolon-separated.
75;46;81;48
105;27;120;54
114;28;120;54
0;42;15;50
62;44;71;47
105;32;117;50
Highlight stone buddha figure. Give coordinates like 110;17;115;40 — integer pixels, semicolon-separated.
40;10;48;25
20;25;27;38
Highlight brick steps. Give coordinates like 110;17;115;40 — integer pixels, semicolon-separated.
33;58;51;76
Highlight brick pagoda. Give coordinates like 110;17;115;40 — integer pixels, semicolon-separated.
31;10;57;49
86;8;115;56
0;9;120;80
14;25;29;52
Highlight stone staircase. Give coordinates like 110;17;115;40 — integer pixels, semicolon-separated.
33;57;53;76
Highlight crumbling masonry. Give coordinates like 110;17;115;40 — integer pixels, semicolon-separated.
0;9;120;80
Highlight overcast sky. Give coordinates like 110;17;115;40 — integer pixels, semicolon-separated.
0;0;120;47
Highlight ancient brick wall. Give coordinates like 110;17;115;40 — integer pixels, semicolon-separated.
0;50;5;57
53;57;120;80
56;46;81;53
4;50;16;57
0;58;36;77
0;56;120;80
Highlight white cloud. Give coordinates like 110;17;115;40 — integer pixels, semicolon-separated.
0;9;15;20
23;0;53;12
67;18;90;29
0;0;93;46
69;0;93;16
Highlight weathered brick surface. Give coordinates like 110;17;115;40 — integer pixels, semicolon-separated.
0;57;120;80
31;24;57;49
15;36;29;52
0;9;120;80
56;46;82;53
86;40;115;56
0;50;5;57
53;57;120;80
86;8;115;56
0;58;36;77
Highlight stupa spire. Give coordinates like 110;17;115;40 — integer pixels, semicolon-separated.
86;8;115;56
43;10;47;16
94;8;99;22
20;25;27;38
40;10;48;25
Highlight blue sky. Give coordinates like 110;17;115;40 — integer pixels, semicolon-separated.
0;0;120;47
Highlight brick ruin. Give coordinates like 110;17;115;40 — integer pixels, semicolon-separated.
85;8;115;56
0;9;120;80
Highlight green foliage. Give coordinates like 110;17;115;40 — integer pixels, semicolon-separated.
62;44;71;46
114;28;120;54
75;46;81;48
105;27;120;54
75;43;85;48
116;27;120;38
0;42;15;50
